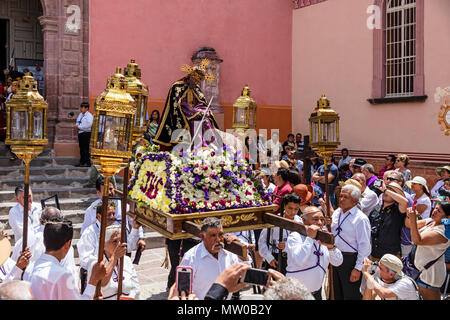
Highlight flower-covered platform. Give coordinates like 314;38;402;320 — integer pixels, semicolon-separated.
127;144;277;239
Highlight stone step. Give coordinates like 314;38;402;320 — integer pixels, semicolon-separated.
0;156;79;167
0;187;97;202
0;145;54;158
0;176;91;189
0;165;92;179
0;198;97;215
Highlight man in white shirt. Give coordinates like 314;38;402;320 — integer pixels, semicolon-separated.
338;148;352;169
362;254;419;300
77;201;141;293
353;173;379;216
331;184;372;300
30;218;106;300
17;206;78;285
8;186;41;242
75;102;93;167
179;217;242;300
258;193;303;275
286;206;343;300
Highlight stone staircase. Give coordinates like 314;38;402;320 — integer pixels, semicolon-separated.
0;142;165;258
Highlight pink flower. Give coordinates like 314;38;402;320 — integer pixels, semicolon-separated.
203;165;208;170
215;189;220;194
246;191;252;196
219;200;226;206
246;181;252;185
195;163;199;168
211;152;215;157
236;197;241;203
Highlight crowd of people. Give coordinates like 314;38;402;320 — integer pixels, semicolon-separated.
1;125;450;301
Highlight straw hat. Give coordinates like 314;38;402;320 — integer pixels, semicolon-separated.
405;176;430;194
339;179;364;198
386;182;406;198
274;160;289;169
0;231;12;267
436;165;450;176
293;184;315;205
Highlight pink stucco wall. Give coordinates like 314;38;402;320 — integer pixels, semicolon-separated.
292;0;450;156
90;0;292;135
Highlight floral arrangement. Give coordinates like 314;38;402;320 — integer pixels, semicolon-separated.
128;144;272;214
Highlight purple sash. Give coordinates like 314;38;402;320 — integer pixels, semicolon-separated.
286;243;326;274
335;211;358;252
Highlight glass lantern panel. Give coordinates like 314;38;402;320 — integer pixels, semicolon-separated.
311;121;319;144
96;114;106;149
320;122;327;142
33;111;43;139
132;95;139;126
99;115;130;151
140;97;147;127
11;110;28;140
235;108;246;124
248;108;255;127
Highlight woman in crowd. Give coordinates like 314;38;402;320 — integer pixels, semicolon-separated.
145;109;160;141
394;154;412;194
87;225;140;300
406;176;432;220
431;165;450;199
405;201;450;300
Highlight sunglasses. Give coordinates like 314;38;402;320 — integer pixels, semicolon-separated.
387;177;399;181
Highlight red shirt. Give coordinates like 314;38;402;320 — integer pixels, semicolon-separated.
273;182;293;207
378;165;395;179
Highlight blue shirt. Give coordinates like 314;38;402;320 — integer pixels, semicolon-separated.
316;163;338;194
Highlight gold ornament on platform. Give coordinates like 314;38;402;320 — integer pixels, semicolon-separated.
123;59;149;143
438;100;450;136
232;84;257;131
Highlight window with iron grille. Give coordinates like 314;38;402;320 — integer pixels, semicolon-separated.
385;0;416;97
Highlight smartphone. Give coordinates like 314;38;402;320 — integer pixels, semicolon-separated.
239;268;269;286
373;180;383;188
176;266;193;294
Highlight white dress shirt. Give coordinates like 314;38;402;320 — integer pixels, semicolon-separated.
8;202;41;242
16;226;78;285
0;258;23;283
80;198;143;253
331;205;371;271
180;242;241;300
86;254;140;300
359;188;379;216
430;180;444;198
76;111;93;133
30;253;95;300
286;232;343;292
258;215;302;265
77;221;140;270
338;156;352;168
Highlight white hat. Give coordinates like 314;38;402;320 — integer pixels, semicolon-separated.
406;176;430;194
380;254;404;277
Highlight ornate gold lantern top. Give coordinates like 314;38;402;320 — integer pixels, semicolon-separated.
90;67;136;176
232;84;257;130
123;59;149;143
5;72;48;151
309;94;340;156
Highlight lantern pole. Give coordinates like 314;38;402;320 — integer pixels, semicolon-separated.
95;175;111;299
22;155;31;253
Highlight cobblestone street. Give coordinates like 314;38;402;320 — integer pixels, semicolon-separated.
134;247;170;300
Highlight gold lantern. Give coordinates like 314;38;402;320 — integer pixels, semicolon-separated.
309;94;340;157
90;67;136;177
123;59;149;143
232;85;257;131
5;72;48;253
5;72;48;158
90;67;136;299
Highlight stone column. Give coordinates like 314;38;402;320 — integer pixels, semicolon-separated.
39;0;89;156
191;47;224;129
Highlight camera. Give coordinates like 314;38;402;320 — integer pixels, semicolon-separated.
368;261;378;275
439;188;450;198
373;180;383;188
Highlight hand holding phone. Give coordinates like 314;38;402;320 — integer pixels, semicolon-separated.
176;266;193;295
238;268;269;286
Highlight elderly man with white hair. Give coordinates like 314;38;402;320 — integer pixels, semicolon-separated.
86;225;140;300
352;173;379;216
331;184;371;300
286;206;343;300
